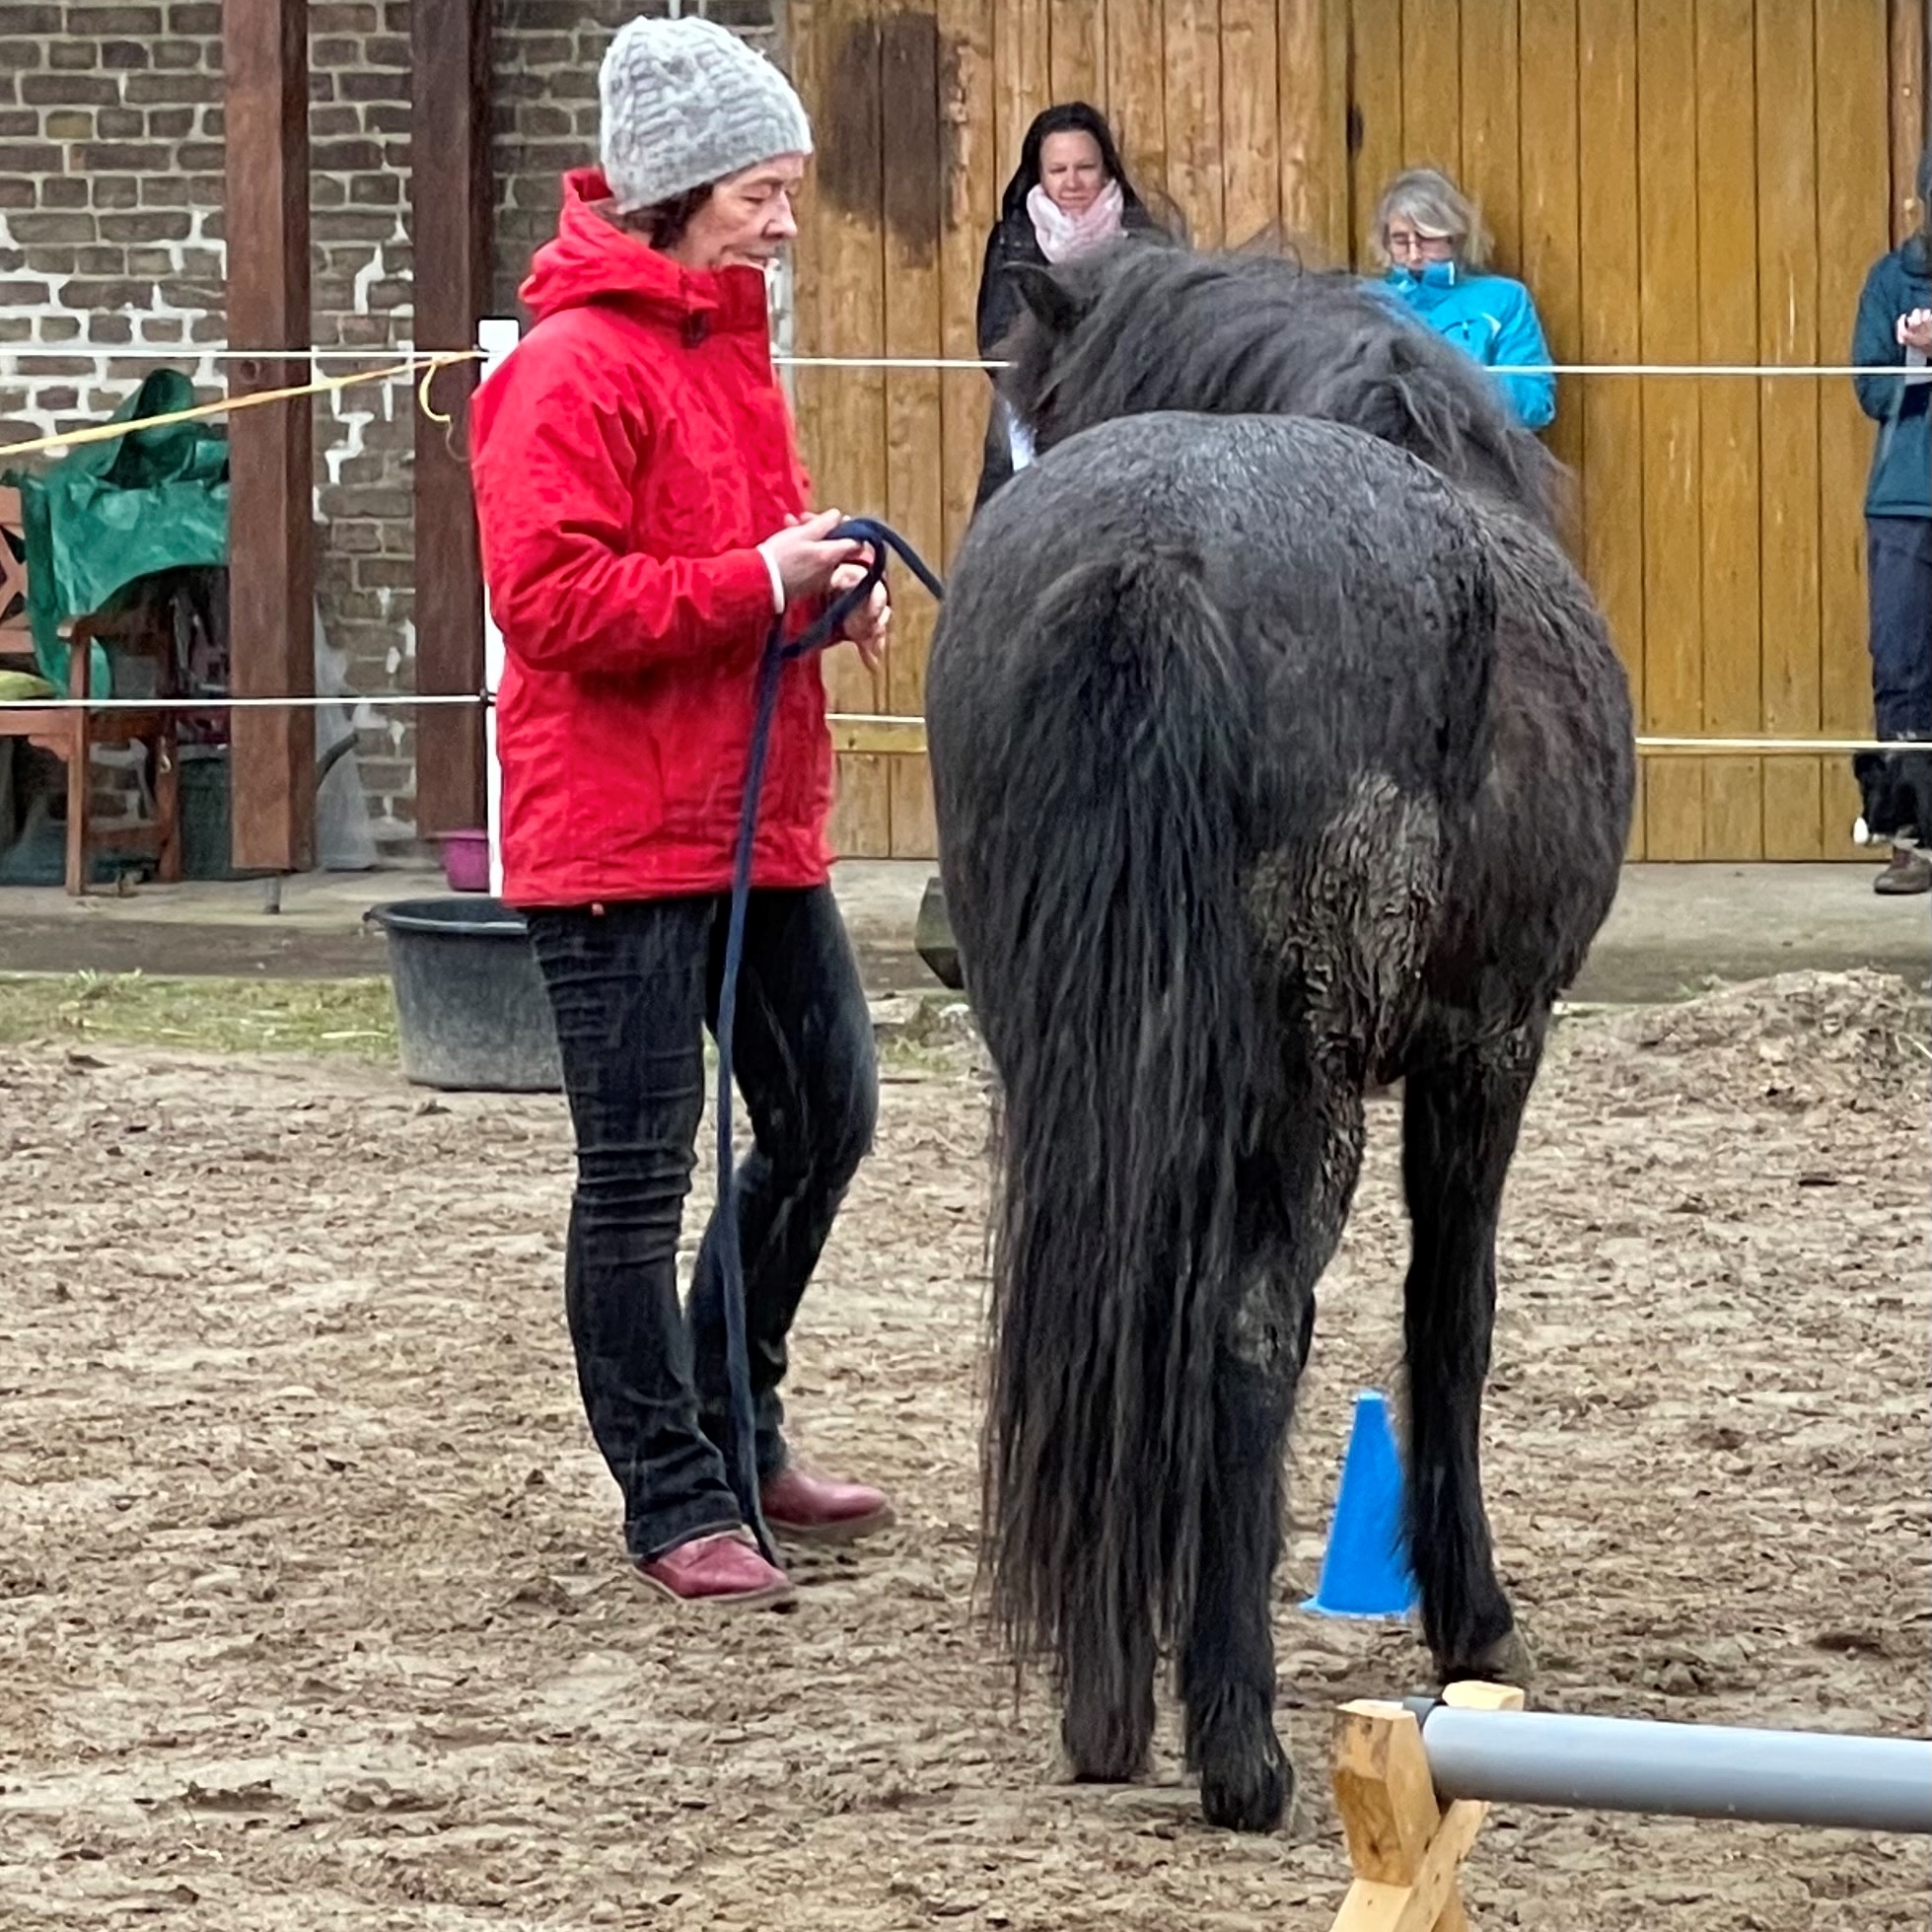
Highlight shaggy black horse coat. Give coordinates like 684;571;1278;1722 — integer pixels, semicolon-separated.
924;246;1635;1833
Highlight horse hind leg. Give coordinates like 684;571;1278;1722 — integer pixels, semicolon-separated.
1399;1017;1548;1685
1182;1090;1357;1833
1180;1341;1299;1832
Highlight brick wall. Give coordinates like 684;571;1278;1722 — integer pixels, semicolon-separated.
0;1;421;846
0;0;785;855
0;3;228;415
309;2;417;846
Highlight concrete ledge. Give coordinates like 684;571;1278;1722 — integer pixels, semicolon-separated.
1567;863;1929;1003
0;861;1923;1002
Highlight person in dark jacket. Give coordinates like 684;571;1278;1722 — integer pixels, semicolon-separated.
1852;145;1932;894
971;102;1160;509
469;15;894;1611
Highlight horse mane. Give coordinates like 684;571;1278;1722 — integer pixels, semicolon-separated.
995;240;1569;538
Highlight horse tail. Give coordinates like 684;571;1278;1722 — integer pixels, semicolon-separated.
975;541;1259;1714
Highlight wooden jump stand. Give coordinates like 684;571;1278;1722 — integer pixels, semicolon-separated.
1329;1680;1526;1932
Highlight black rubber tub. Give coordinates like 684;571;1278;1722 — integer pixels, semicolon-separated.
364;896;562;1093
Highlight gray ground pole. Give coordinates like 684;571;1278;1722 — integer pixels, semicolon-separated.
1403;1700;1932;1835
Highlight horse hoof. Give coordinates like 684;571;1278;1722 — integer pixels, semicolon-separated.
1198;1729;1291;1833
1061;1696;1153;1784
1437;1625;1537;1690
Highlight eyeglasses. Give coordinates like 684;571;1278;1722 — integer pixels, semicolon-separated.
1384;226;1457;262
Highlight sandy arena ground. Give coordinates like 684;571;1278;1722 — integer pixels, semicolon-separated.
2;969;1927;1929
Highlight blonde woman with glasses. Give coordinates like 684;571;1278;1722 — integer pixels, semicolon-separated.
1368;166;1556;432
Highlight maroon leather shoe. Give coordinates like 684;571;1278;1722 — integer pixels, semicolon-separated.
760;1465;895;1544
635;1529;796;1610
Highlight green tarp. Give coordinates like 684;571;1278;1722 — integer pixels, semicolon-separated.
1;369;229;699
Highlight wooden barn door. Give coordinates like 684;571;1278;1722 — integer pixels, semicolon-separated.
791;1;1924;863
791;0;1358;859
1348;0;1921;861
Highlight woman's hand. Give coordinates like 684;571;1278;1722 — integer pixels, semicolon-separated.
1898;308;1932;355
829;558;891;676
758;509;864;602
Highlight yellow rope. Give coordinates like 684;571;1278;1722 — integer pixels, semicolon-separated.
0;350;481;465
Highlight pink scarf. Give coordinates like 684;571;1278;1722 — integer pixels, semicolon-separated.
1026;178;1126;264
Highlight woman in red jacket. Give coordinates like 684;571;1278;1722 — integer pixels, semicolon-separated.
469;16;893;1610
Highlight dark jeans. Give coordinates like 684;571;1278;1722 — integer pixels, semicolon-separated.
1868;516;1932;742
525;887;878;1562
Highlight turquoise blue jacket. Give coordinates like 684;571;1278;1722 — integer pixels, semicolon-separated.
1853;245;1931;520
1368;265;1556;432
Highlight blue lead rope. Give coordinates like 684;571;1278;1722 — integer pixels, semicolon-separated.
714;518;947;1562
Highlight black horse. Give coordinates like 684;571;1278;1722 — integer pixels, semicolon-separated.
923;245;1635;1833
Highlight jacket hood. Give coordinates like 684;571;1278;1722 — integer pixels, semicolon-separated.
518;168;771;334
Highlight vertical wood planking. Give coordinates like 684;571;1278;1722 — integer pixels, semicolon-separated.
881;7;946;858
1164;0;1225;246
938;0;997;567
1050;0;1109;107
1401;0;1462;178
1892;0;1927;243
1219;0;1281;247
1322;0;1353;258
1816;0;1894;857
789;0;823;472
1578;0;1646;856
1755;0;1824;858
1460;0;1521;272
1694;0;1762;858
1278;0;1350;261
995;0;1052;189
1279;0;1327;250
788;0;1903;864
1107;0;1170;196
1350;0;1404;263
1634;0;1704;858
1519;0;1582;478
789;0;828;836
813;0;892;858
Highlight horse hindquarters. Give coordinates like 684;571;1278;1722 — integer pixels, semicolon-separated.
930;545;1281;1818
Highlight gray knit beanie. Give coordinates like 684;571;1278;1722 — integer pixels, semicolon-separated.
599;15;814;214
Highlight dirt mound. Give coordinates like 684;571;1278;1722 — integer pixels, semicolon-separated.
1560;968;1930;1108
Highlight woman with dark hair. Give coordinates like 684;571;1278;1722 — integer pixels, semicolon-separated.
971;102;1159;508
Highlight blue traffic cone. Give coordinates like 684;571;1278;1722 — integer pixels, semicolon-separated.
1300;1390;1420;1619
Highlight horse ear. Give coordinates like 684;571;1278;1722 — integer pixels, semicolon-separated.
1009;263;1089;336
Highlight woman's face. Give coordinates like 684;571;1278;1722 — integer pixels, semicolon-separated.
1383;214;1459;271
667;155;807;271
1038;129;1109;215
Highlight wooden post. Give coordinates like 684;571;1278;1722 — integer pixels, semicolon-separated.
1328;1682;1526;1932
223;0;314;873
411;0;494;839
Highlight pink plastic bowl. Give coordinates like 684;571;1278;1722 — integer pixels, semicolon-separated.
439;828;491;894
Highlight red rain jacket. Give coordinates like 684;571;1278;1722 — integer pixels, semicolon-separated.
469;168;833;907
